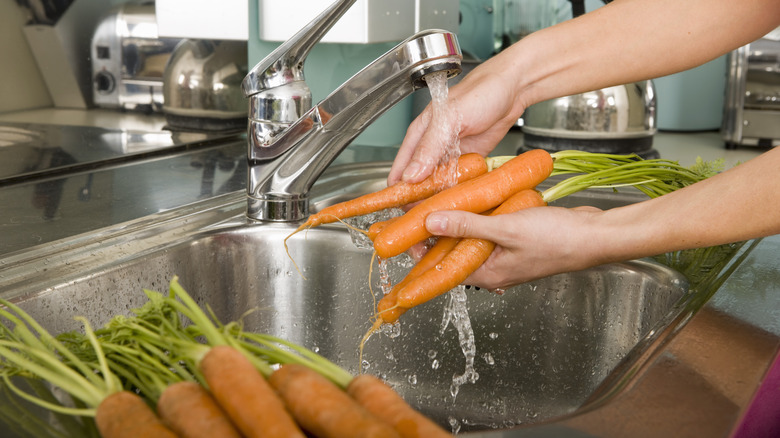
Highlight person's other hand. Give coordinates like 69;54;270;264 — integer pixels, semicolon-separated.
424;205;607;289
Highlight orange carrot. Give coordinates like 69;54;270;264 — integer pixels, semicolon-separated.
269;363;400;438
373;206;498;324
293;153;487;232
375;236;460;324
373;149;553;259
95;391;179;438
394;189;546;310
157;381;242;438
347;374;450;438
367;216;402;241
199;345;305;438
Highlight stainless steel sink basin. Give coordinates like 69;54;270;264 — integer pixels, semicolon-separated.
1;163;693;435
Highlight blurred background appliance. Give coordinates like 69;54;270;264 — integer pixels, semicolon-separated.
520;0;658;157
91;1;182;113
15;0;75;25
522;82;657;157
722;28;780;149
162;39;248;132
21;0;119;109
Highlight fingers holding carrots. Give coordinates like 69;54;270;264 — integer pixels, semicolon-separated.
297;148;705;327
393;190;546;312
373;149;553;259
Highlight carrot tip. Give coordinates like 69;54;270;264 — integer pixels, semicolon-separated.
358;319;384;373
284;224;309;280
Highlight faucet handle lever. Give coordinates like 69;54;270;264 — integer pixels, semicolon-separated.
242;0;357;97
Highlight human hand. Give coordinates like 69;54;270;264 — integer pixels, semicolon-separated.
424;205;608;289
388;54;528;186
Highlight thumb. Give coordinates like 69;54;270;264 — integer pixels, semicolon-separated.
425;210;498;241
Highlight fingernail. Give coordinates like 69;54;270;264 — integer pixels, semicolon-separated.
426;214;448;233
402;162;421;181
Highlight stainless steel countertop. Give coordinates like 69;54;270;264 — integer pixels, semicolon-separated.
0;122;241;184
0;128;399;257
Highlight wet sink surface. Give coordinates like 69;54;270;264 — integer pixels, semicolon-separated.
2;164;690;434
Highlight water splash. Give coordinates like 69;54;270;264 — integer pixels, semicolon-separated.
344;207;404;249
377;257;393;296
441;286;479;400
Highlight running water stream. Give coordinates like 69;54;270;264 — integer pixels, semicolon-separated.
424;71;480;399
425;71;462;190
354;71;479;400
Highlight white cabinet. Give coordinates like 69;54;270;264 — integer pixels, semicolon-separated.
155;0;458;43
156;0;249;40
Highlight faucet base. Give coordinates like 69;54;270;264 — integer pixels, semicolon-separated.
247;195;308;222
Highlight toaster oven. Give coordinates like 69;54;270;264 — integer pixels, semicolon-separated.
722;28;780;148
91;1;182;113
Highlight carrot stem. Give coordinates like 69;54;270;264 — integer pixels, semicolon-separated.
0;374;95;417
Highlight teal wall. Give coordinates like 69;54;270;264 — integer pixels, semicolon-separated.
247;1;412;147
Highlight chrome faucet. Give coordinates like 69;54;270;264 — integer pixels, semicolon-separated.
241;0;462;221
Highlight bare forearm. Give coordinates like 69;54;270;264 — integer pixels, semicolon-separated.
422;148;780;288
392;0;779;185
502;0;780;111
592;148;780;264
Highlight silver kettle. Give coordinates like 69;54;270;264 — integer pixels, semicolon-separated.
162;40;248;132
521;0;658;157
522;81;657;157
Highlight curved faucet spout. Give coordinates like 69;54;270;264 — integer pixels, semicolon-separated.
246;29;462;222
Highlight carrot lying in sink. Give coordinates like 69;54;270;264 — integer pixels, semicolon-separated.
0;278;452;438
0;302;179;438
167;279;445;438
347;373;452;438
156;380;242;438
269;363;400;438
153;283;450;438
237;332;452;438
164;279;306;438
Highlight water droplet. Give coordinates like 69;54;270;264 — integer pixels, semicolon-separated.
447;417;462;435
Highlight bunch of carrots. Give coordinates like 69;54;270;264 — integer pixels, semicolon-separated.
0;277;451;438
285;149;719;331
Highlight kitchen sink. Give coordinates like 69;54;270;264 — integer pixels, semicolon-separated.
0;162;696;435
